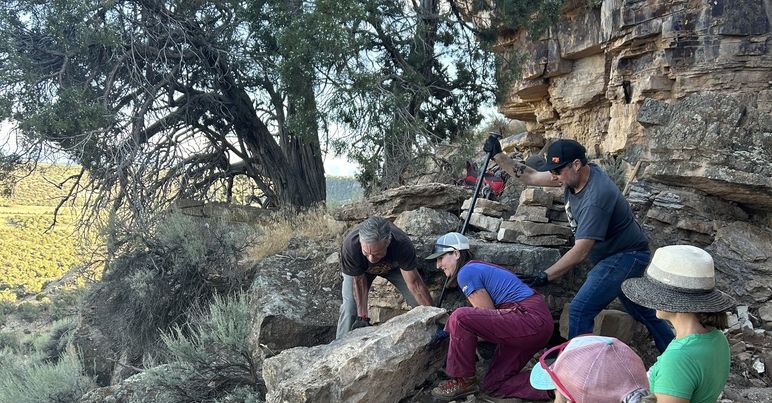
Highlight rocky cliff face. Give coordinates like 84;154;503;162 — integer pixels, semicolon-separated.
494;0;771;306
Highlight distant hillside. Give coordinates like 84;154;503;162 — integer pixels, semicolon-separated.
326;176;362;207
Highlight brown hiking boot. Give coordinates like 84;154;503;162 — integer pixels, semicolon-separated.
431;377;479;401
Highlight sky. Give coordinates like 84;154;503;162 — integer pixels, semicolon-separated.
1;105;503;178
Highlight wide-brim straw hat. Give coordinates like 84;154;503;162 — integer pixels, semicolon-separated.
622;245;735;313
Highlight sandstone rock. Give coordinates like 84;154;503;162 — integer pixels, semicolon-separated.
500;131;546;152
500;220;573;238
642;94;772;210
722;387;772;403
467;239;561;273
462;198;509;216
368;276;409;313
262;306;447;403
556;5;604;59
460;212;502;233
516;235;568;247
519;188;554;207
497;227;519;243
333;183;470;221
712;221;771;264
325;252;339;265
79;367;167;403
248;254;339;362
549;54;606;111
759;302;772;324
559;307;646;346
394;207;461;236
512;205;549;223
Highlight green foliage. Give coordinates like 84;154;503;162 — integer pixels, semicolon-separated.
88;210;256;366
38;318;77;363
0;210;83;297
600;155;627;191
16;301;46;322
473;0;567;42
0;348;96;403
0;332;20;350
146;292;262;402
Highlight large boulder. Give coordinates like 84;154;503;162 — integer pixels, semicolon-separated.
640;94;772;210
247;239;340;361
333;183;470;222
394;207;461;236
706;221;772;306
262;306;447;403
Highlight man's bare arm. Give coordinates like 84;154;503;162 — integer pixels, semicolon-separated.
401;269;433;306
351;274;370;317
544;239;595;281
493;152;558;187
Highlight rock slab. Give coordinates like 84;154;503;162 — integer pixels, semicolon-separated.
262;306;447;403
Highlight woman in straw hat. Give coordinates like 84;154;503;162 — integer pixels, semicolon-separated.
622;245;736;403
425;232;553;401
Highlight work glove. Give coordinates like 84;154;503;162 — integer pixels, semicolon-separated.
429;328;449;347
351;316;371;330
483;133;502;159
520;271;549;287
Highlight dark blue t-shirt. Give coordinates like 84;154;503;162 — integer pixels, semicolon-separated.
565;163;649;262
457;261;534;306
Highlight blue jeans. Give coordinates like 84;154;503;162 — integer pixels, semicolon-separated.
568;250;674;352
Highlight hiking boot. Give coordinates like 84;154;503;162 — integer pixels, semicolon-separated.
431;377;479;401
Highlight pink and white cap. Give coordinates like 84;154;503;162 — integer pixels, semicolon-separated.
530;335;649;403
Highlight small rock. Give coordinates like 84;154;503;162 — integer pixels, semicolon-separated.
325;252;339;265
730;341;746;354
753;359;766;374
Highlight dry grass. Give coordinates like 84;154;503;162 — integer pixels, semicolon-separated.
246;205;347;262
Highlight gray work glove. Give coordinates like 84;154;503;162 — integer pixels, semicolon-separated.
521;271;549;287
351;316;371;330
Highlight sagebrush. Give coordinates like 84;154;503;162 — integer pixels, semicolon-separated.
83;210;257;377
146;292;263;402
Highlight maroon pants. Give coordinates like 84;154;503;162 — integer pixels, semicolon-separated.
444;293;553;400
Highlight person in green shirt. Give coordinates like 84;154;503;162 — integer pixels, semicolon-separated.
622;245;736;403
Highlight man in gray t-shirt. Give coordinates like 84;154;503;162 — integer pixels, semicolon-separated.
486;137;674;352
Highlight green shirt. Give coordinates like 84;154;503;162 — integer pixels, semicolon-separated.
649;329;730;403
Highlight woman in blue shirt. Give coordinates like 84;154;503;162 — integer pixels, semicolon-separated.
427;232;553;401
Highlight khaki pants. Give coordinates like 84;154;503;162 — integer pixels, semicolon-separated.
335;270;419;339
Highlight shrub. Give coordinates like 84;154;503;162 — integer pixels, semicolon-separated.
146;292;263;402
0;348;96;403
49;288;84;321
40;318;77;363
0;289;17;303
86;210;256;367
600;154;627;191
0;332;19;350
16;301;47;322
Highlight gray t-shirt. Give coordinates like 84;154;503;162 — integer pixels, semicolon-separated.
565;163;649;262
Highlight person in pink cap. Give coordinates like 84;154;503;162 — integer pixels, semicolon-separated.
426;232;553;401
529;335;655;403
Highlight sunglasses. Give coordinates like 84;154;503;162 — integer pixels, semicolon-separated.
539;342;576;402
549;160;576;176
